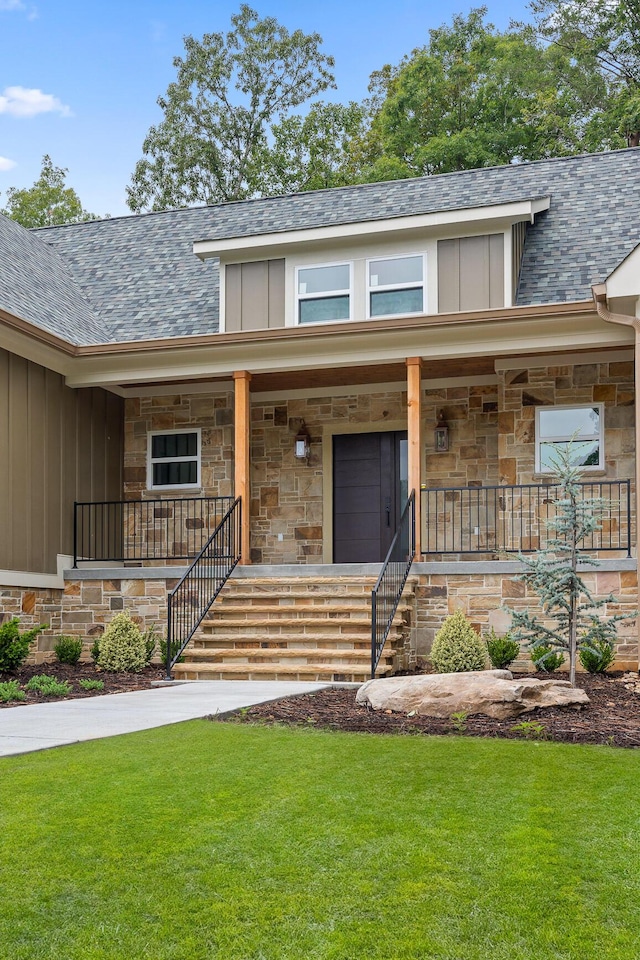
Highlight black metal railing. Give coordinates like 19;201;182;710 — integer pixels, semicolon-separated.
371;490;415;678
73;496;235;565
421;480;632;556
166;497;242;678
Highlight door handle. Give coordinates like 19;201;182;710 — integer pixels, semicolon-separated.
385;497;391;527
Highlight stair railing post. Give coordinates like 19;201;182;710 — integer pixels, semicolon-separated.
371;588;377;679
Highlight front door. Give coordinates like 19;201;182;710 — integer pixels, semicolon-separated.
333;431;408;563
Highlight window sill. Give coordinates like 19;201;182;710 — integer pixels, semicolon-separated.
532;471;607;481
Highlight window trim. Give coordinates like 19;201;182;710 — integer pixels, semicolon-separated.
295;260;353;326
366;252;426;320
147;428;202;491
534;403;604;474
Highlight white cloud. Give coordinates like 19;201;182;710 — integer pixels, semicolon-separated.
0;0;25;10
0;156;16;171
0;86;72;118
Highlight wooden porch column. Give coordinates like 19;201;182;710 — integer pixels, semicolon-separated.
406;357;423;558
233;370;252;564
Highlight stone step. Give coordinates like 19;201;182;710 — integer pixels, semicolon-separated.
192;634;375;650
201;616;375;629
208;602;411;614
182;646;391;665
171;661;391;682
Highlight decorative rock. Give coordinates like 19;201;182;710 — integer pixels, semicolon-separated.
356;670;589;720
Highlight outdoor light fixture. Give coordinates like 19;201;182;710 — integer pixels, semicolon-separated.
435;410;449;452
294;421;311;461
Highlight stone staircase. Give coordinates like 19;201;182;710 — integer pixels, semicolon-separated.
171;574;416;682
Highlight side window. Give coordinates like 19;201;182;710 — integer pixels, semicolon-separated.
367;254;425;318
296;262;351;324
535;405;603;472
148;429;201;489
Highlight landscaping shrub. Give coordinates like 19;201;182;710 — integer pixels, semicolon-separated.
0;618;44;672
530;644;565;672
160;638;185;665
485;629;520;669
142;624;161;664
79;678;104;691
579;625;616;674
430;610;486;673
53;635;83;665
97;612;147;673
90;637;101;664
25;674;72;696
0;679;26;702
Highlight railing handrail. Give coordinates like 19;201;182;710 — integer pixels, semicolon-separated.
166;497;242;678
74;495;234;508
419;480;630;494
371;490;415;678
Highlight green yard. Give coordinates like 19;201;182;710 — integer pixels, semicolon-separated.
1;723;638;959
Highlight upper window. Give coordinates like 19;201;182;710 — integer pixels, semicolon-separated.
296;262;351;324
535;405;603;473
148;429;201;489
367;254;425;318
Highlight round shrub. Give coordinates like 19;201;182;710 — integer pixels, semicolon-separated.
579;636;615;674
485;628;520;670
430;610;487;673
97;612;147;673
530;644;565;672
54;635;83;665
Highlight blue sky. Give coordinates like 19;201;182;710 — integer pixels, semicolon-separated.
0;0;530;217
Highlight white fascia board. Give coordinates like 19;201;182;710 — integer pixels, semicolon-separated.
193;197;551;261
605;243;640;299
0;555;72;590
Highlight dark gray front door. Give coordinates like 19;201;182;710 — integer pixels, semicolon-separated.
333;431;407;563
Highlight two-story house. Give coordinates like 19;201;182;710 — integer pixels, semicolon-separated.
1;148;638;679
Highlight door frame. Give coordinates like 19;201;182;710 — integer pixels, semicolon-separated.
321;420;407;563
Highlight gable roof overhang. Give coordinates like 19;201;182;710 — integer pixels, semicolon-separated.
193;197;551;261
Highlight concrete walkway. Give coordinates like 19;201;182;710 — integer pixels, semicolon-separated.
0;681;328;758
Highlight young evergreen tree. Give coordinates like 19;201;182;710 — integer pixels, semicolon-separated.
506;441;634;686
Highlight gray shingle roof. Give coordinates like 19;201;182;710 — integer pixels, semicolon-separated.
0;214;107;345
6;148;640;346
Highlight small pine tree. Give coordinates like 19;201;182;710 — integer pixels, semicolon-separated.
430;609;487;673
506;440;635;686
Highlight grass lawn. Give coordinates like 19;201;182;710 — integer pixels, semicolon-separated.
1;723;639;959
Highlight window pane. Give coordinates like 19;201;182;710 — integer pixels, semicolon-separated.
369;256;422;287
151;432;197;459
299;295;350;323
298;264;349;295
153;461;197;486
370;288;423;317
538;407;600;439
539;441;600;472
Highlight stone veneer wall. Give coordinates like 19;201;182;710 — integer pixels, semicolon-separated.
1;568;637;669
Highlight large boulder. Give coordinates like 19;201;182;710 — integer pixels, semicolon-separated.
356;670;589;720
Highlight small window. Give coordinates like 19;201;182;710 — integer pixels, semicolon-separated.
368;254;425;318
148;429;201;489
535;405;603;473
296;262;351;324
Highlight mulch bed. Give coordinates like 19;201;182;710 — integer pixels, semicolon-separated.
0;661;164;707
220;673;640;748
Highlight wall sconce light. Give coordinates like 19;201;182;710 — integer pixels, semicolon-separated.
294;421;311;461
435;410;449;452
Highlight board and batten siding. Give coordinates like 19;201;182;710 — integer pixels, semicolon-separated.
0;347;123;574
437;234;504;313
225;259;285;331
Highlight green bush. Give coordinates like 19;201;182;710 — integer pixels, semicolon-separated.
579;631;616;674
0;680;26;702
25;674;72;696
53;635;83;665
430;610;487;673
530;644;565;672
97;612;147;673
485;629;520;670
79;678;104;691
0;618;44;672
142;624;161;664
159;638;185;665
90;637;101;664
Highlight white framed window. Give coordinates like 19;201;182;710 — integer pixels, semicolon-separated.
147;429;201;490
535;404;604;473
367;253;425;319
296;262;351;324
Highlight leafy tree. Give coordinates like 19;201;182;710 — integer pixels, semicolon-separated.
524;0;640;148
127;5;336;211
1;155;96;228
357;7;607;180
506;442;634;686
